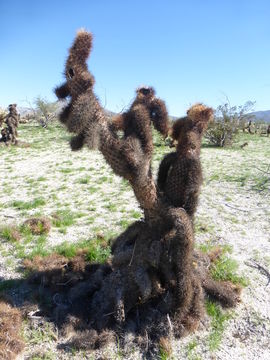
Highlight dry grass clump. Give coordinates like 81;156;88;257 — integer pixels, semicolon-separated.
23;253;67;273
0;225;22;242
63;321;115;350
10;228;21;242
0;301;24;360
23;217;51;235
16;141;31;148
8;227;21;242
22;251;111;295
207;246;223;263
159;336;173;357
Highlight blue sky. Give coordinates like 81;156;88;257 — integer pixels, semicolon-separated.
0;0;269;116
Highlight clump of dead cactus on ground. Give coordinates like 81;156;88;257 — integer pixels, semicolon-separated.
23;217;51;235
0;301;24;359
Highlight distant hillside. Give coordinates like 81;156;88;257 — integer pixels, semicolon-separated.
249;110;270;123
5;105;270;124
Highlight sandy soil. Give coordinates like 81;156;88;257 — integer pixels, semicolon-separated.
0;125;269;359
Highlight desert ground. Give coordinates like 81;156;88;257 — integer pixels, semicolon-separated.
0;123;269;359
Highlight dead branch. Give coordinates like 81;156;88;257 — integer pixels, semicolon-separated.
254;165;270;175
224;202;268;212
245;260;270;286
224;203;250;212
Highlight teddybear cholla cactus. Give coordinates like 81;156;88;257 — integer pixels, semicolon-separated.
158;104;213;220
111;85;169;139
54;30;240;348
0;104;19;144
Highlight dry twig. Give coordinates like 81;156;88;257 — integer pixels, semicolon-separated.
245;260;270;286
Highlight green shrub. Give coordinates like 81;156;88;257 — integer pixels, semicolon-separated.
205;101;255;147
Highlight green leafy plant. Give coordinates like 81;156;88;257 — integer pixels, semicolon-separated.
206;300;232;351
205;101;255;147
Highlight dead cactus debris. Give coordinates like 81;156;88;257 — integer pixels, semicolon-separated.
0;301;24;360
28;29;242;354
23;217;51;235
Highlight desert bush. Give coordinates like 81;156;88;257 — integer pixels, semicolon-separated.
257;122;270;136
205;101;255;147
34;96;59;127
